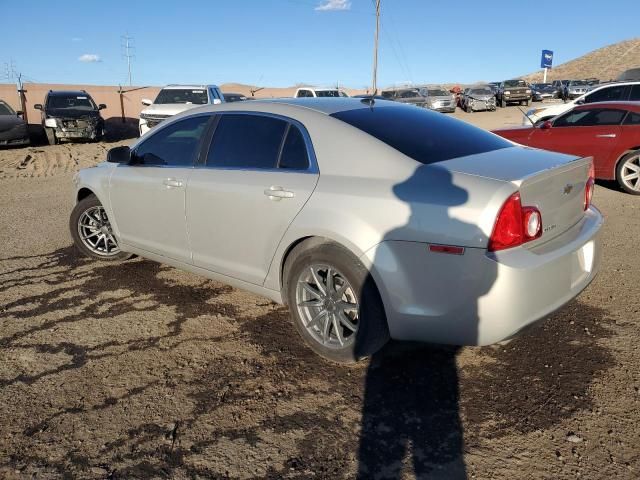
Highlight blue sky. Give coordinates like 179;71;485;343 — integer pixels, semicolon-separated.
1;0;638;88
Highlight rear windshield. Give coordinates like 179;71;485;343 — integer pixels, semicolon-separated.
331;105;512;164
155;88;208;104
315;90;344;98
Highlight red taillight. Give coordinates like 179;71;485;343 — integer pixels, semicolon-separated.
488;192;542;252
584;162;595;211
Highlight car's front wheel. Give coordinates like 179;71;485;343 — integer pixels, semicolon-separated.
70;194;132;261
616;150;640;195
45;127;57;145
283;240;389;363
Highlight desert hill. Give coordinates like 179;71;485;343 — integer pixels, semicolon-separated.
522;38;640;83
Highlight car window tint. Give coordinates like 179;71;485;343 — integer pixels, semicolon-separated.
331;105;512;165
554;109;625;127
207;114;287;169
623;111;640;125
279;125;309;170
585;85;627;103
629;85;640;101
134;115;210;166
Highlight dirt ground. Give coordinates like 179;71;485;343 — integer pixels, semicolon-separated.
0;105;638;479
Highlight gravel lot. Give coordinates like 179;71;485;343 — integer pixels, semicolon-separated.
1;106;638;479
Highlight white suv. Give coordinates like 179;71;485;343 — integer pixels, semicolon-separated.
523;81;640;125
139;84;224;136
294;87;349;98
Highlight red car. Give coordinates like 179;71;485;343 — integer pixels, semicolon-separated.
493;102;640;194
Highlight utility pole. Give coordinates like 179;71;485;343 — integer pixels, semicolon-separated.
121;34;135;86
371;0;381;95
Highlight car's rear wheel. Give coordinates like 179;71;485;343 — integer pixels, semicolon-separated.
70;194;132;261
616;151;640;195
45;127;57;145
283;240;389;363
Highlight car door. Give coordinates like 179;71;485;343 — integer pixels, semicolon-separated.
109;114;212;262
186;113;319;285
533;108;624;169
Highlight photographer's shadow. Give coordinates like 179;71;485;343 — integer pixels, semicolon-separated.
357;165;497;479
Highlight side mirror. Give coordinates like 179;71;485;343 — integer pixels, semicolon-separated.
141;98;152;106
34;104;43;110
98;104;107;110
575;98;585;105
213;98;222;105
107;145;131;164
16;110;23;117
541;120;553;130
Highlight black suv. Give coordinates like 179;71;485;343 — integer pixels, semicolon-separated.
34;90;106;145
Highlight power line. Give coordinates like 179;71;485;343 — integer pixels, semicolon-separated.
121;34;135;86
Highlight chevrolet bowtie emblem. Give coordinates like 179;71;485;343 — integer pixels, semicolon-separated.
563;184;574;195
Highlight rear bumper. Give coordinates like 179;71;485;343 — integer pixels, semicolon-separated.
362;207;603;346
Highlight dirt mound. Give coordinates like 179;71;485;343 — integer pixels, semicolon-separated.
522;38;640;83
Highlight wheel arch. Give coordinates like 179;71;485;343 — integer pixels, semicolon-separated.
77;187;95;202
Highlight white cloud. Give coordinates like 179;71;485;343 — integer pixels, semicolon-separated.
315;0;351;11
72;37;82;42
78;54;101;63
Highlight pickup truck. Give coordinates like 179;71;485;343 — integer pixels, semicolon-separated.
496;79;532;107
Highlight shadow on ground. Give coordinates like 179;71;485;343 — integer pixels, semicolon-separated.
0;247;615;479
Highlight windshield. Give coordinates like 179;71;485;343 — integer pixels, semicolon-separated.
504;80;526;87
315;90;344;98
428;89;448;96
570;80;587;86
331;105;511;165
0;101;15;115
154;88;208;104
47;94;97;110
470;88;492;95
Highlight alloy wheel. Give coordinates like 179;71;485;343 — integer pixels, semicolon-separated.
620;153;640;192
295;264;359;349
77;206;120;256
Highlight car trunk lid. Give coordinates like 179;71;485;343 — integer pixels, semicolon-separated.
438;146;591;246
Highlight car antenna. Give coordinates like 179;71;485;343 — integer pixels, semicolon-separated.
518;106;536;126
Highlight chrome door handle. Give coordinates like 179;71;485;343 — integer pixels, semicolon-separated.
163;178;184;188
595;134;616;138
264;186;294;200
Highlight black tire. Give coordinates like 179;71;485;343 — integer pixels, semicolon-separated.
501;98;506;108
283;239;389;363
616;150;640;195
69;194;132;261
525;99;530;106
45;127;57;145
466;104;473;113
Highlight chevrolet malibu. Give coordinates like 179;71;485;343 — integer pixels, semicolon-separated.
70;98;603;363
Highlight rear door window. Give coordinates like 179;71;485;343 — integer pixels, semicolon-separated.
278;125;309;170
585;85;628;103
554;108;626;127
623;111;640;125
206;114;287;169
629;85;640;101
134;115;211;166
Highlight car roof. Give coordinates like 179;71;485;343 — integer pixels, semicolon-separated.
186;97;398;116
162;84;218;90
574;101;640;112
47;90;92;96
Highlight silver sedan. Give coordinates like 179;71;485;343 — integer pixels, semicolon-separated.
70;98;603;363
